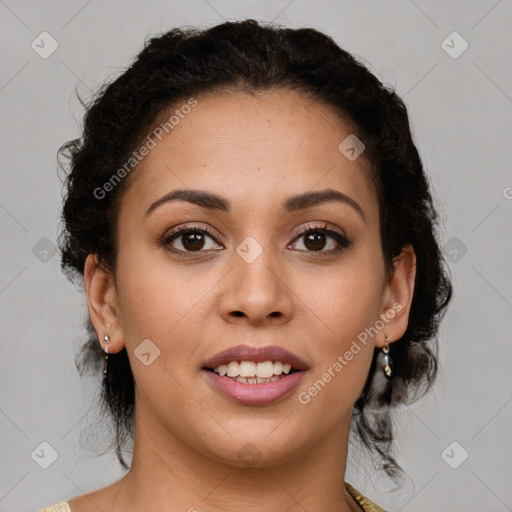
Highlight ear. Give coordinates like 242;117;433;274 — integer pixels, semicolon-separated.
84;254;124;353
376;244;416;348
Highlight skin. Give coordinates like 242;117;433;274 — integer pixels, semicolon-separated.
75;89;416;512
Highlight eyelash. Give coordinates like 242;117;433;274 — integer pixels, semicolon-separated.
160;222;351;258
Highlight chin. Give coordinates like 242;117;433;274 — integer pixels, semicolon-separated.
201;431;310;469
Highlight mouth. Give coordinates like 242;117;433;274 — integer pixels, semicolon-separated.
201;345;308;405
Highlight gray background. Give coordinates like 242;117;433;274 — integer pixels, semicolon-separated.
1;1;511;511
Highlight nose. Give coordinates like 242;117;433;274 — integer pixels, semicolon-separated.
219;247;294;326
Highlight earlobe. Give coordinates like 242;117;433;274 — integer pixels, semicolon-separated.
84;254;123;353
378;244;416;347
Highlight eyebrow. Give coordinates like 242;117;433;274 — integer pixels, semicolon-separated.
145;188;365;220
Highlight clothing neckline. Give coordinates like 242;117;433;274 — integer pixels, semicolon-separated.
41;481;387;512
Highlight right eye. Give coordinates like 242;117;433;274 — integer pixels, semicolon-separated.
161;225;224;256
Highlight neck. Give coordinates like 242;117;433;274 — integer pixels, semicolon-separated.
110;405;359;512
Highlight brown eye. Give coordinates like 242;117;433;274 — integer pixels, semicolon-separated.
288;224;351;254
303;231;328;251
161;225;224;255
180;232;207;251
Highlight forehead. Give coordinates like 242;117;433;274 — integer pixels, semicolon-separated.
120;90;378;221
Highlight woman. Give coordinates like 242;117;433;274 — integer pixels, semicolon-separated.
41;18;452;512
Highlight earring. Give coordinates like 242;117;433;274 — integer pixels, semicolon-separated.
382;336;393;379
103;334;110;376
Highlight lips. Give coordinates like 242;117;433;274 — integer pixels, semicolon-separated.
202;369;306;405
202;344;309;371
201;344;309;405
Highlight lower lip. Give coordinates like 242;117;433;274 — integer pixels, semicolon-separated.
202;370;306;405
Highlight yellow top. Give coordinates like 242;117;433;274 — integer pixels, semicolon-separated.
38;481;388;511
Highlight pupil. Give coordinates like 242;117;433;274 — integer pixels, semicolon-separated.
305;232;325;251
183;232;204;251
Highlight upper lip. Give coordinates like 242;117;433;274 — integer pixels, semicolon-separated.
202;344;309;371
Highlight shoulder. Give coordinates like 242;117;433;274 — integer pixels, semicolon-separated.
344;481;390;512
38;502;72;512
39;477;121;511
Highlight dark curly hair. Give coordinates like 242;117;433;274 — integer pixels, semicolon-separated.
57;18;452;482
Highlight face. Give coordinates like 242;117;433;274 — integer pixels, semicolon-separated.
87;89;414;468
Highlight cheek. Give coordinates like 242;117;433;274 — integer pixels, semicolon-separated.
115;241;212;339
300;251;386;341
292;256;384;413
114;254;205;409
114;244;224;395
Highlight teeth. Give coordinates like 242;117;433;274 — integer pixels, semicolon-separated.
235;375;282;384
226;361;239;377
212;360;295;378
256;361;274;378
239;361;256;377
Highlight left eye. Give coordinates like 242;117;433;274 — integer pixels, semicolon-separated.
288;226;350;253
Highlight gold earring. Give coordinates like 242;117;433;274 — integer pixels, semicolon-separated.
103;334;110;376
382;336;393;379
